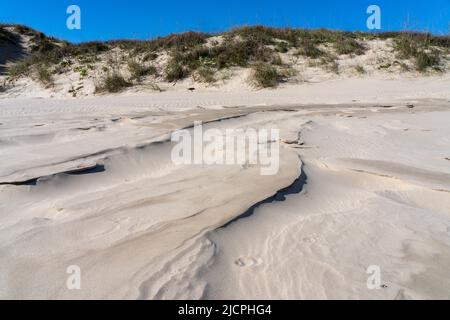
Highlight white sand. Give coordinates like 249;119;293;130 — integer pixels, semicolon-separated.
0;78;449;299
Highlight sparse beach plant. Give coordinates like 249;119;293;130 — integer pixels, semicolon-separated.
7;60;29;79
394;33;444;72
399;62;411;72
35;66;53;86
333;36;365;55
271;54;284;66
395;36;419;59
295;35;329;59
355;65;366;74
378;62;391;70
128;59;157;81
97;72;131;93
252;62;281;88
196;65;216;84
73;65;89;78
165;59;187;82
147;82;163;92
313;53;339;73
415;50;441;72
275;41;289;53
143;52;158;61
325;59;339;74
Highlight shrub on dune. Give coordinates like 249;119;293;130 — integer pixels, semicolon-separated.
35;66;53;87
415;50;441;72
96;73;131;93
128;59;157;81
394;33;444;72
333;36;365;55
165;59;188;82
196;65;216;84
7;60;30;79
251;62;281;88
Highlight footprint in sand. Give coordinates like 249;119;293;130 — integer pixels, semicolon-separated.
234;257;263;268
302;236;318;243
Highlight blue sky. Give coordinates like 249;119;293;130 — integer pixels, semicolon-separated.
0;0;449;42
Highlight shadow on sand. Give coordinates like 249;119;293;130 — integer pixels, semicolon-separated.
0;28;26;75
222;165;307;228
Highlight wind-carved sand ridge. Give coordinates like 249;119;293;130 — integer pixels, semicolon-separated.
0;104;303;299
0;86;449;299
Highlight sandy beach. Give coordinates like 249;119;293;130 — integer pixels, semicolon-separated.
1;21;450;300
1;74;449;299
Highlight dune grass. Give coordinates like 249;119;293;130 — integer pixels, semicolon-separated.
96;72;131;93
128;59;157;81
35;66;53;86
251;62;284;88
394;33;448;72
355;64;366;74
3;24;449;89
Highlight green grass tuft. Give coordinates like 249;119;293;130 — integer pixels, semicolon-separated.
128;59;157;81
165;59;188;82
355;65;366;74
394;33;444;72
252;62;282;88
97;73;131;93
35;66;53;86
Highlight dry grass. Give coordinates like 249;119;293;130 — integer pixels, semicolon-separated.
355;65;366;74
165;58;187;82
35;66;53;86
252;62;282;88
128;59;157;81
394;33;447;72
96;73;131;93
3;24;449;90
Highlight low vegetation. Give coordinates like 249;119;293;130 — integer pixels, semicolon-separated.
128;59;157;81
252;62;282;88
355;65;366;74
195;65;216;84
35;66;53;86
165;59;187;82
394;33;448;71
96;72;131;93
1;24;449;93
7;60;29;78
415;51;441;72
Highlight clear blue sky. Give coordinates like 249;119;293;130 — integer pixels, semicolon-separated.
1;0;449;43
